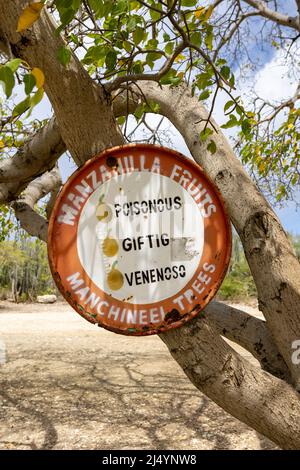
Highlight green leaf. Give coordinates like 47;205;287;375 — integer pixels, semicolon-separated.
60;8;76;26
165;42;174;55
195;71;214;89
55;0;73;10
127;16;137;31
241;119;252;136
190;32;202;46
105;49;117;71
134;104;144;121
88;0;105;17
57;46;71;66
70;33;79;45
216;58;227;66
160;69;181;85
181;0;197;6
205;28;213;50
220;65;230;80
146;99;160;113
113;0;128;15
199;128;213;142
55;0;81;25
221;114;238;129
117;116;126;126
132;27;145;45
236;105;244;116
224;100;235;113
199;89;210;100
132;60;144;73
0;66;15;98
12;97;30;117
24;73;36;95
207;140;217;154
146;39;158;50
149;8;161;22
123;41;132;53
146;51;162;62
82;45;107;65
73;0;81;9
6;59;22;73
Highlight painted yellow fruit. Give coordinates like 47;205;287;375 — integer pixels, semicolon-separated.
107;268;124;291
103;237;119;257
96;203;112;222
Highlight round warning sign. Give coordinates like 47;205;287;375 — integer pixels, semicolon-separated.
48;144;231;335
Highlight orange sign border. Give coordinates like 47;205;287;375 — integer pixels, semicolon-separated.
48;144;232;336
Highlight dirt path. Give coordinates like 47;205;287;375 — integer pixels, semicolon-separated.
0;301;276;450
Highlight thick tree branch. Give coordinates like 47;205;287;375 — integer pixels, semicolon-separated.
12;166;61;242
46;186;61;221
160;317;300;450
0;118;65;204
0;0;124;165
205;301;290;381
0;118;63;183
12;202;48;242
242;0;300;31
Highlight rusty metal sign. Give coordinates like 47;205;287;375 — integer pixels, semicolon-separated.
48;144;231;335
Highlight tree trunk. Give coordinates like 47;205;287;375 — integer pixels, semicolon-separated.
129;81;300;388
11;277;16;303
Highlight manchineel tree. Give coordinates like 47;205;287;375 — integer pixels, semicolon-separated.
0;0;300;449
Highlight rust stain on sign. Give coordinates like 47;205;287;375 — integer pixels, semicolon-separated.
48;144;231;336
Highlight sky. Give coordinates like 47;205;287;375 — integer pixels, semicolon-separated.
276;196;300;236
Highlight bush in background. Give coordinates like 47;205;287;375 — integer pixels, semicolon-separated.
0;230;299;303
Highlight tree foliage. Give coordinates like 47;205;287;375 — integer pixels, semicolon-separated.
1;0;299;210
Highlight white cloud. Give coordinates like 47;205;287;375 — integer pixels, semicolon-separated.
254;48;298;104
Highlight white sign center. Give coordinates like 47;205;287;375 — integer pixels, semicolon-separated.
77;171;204;304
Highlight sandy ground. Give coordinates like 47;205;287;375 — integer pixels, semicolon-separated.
0;300;276;450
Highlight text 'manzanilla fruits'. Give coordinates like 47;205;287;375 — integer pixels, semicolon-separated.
48;144;231;335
